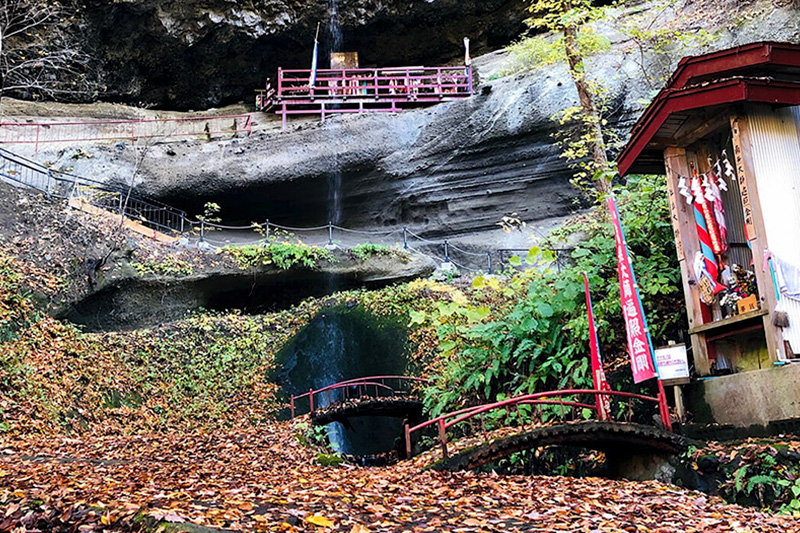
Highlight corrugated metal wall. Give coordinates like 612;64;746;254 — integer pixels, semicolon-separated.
747;104;800;356
720;146;753;270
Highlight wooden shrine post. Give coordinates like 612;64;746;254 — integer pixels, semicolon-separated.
664;147;712;375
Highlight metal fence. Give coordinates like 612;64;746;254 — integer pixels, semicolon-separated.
0;114;252;151
0;147;186;234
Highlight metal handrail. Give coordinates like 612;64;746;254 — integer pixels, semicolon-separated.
0;114;252;150
277;65;473;100
404;388;671;460
0;147;187;234
290;375;428;418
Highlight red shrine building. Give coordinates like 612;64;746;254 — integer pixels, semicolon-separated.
618;41;800;429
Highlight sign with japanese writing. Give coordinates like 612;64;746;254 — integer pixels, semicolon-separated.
608;196;658;384
730;116;757;241
654;345;690;382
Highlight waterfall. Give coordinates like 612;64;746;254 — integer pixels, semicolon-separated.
275;307;410;457
328;0;343;54
326;0;343;226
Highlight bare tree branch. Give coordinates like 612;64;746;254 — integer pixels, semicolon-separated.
0;0;98;108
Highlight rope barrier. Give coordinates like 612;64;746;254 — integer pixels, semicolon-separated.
405;229;440;245
197;221;263;231
0;147;566;275
446;242;489;257
331;225;400;237
269;222;331;232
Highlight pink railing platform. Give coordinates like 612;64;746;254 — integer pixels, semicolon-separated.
289;375;428;419
275;66;473;128
404;388;673;460
0;114;252;151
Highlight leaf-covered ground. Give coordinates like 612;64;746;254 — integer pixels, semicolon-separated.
2;424;798;533
1;183;798;532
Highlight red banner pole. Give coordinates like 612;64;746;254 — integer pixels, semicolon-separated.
657;379;673;431
583;272;610;421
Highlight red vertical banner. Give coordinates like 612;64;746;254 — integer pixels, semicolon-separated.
583;272;611;420
607;196;658;384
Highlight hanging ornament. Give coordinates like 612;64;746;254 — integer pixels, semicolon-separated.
692;168;724;256
703;171;728;251
721;149;736;182
712;158;728;191
690;175;726;302
678;175;693;204
694;252;724;304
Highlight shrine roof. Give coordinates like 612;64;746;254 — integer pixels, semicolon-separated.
617;41;800;176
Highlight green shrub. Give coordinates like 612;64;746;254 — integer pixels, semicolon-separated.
225;242;335;270
352;243;393;261
131;256;193;277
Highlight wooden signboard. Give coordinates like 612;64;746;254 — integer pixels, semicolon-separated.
730;116;757;241
331;52;359;69
665;175;686;261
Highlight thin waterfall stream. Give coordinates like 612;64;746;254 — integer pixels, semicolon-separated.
326;0;343;230
274;306;410;457
275;1;413;460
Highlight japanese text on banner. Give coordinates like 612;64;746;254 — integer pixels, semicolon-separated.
607;196;658;383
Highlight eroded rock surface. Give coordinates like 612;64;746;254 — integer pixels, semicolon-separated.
19;1;800;247
80;0;527;109
64;248;435;331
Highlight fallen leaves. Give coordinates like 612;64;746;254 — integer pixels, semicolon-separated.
306;514;336;527
1;424;798;532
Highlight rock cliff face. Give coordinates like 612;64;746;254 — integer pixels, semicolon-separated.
63;249;435;331
62;52;592;238
80;0;527;109
33;1;800;245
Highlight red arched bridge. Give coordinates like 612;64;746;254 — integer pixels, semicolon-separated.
289;376;428;425
404;389;688;471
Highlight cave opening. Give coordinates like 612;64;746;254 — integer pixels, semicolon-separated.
273;305;413;458
157;164;393;230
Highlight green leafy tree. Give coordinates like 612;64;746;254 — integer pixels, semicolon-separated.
513;0;617;194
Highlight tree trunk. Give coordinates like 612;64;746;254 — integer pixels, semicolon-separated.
563;23;611;195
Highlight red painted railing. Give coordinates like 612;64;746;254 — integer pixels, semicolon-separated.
278;66;472;100
404;388;672;460
290;375;428;419
274;66;473;127
0;114;252;151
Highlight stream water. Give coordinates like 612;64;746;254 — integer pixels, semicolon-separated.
274;306;410;456
326;0;343;228
273;1;409;459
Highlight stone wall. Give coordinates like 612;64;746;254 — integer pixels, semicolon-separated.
684;364;800;427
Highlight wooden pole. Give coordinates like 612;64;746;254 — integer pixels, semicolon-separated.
673;385;685;422
664;147;711;375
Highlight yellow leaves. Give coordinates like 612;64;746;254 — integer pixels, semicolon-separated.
305;514;336;528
